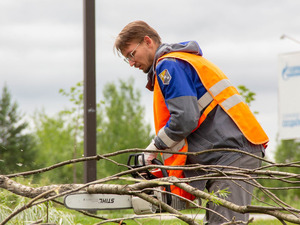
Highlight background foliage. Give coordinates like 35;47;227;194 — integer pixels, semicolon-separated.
0;85;37;174
1;78;153;184
97;78;153;178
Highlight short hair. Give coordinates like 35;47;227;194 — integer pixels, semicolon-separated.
114;20;161;55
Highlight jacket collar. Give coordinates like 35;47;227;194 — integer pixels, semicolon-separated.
146;41;203;91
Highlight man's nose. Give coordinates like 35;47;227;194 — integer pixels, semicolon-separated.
129;60;135;67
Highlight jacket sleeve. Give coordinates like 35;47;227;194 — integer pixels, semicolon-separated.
153;58;206;149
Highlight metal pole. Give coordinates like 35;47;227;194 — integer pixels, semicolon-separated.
83;0;97;183
280;34;300;45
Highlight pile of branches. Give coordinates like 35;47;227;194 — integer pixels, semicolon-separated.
1;148;300;225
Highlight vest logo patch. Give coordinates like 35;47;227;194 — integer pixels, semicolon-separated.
158;69;172;85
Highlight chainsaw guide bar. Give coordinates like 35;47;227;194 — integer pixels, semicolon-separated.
64;193;132;210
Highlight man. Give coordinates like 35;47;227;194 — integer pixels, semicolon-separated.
114;20;268;224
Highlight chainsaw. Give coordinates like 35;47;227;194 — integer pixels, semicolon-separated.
64;153;188;214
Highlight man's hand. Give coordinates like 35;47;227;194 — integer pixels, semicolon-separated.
141;141;159;165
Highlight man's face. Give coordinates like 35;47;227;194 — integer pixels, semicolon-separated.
122;38;156;73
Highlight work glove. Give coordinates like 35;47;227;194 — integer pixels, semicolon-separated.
140;140;159;166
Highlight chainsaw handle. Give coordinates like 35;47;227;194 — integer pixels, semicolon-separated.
152;158;168;178
127;154;168;178
127;154;172;206
127;153;156;179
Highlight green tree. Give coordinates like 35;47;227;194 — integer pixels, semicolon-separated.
275;139;300;164
34;82;84;184
33;79;153;182
59;81;84;183
272;139;300;199
97;78;153;178
0;84;37;174
237;85;258;114
33;111;83;184
237;85;256;106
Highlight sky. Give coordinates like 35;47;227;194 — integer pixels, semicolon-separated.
1;0;300;160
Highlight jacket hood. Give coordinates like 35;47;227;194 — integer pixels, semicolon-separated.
146;41;203;91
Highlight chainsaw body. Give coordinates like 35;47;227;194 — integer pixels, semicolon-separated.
64;154;187;214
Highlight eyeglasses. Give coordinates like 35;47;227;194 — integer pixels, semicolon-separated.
124;42;141;63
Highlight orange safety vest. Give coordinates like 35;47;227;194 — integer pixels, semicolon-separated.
153;52;269;199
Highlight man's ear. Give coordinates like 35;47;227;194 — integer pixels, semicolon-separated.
144;36;152;46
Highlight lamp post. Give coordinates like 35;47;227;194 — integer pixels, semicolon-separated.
280;34;300;45
83;0;97;183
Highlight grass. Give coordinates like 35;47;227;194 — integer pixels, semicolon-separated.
1;191;297;225
69;208;295;225
0;197;295;225
71;214;291;225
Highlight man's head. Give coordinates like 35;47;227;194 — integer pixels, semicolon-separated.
114;21;161;73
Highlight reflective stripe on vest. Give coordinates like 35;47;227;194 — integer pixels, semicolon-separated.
197;80;244;112
157;52;269;146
